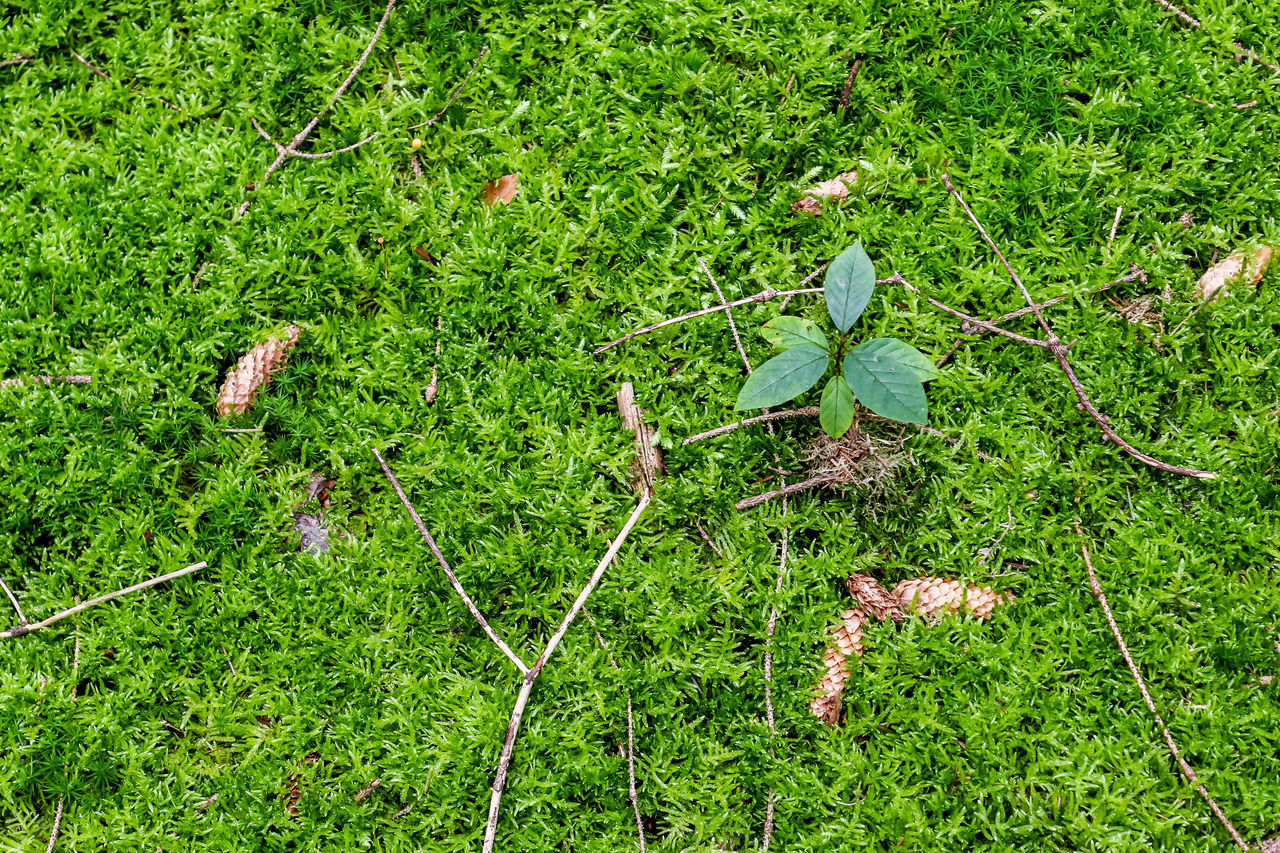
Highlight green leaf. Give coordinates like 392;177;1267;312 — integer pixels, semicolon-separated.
842;342;928;424
735;345;830;410
825;242;876;333
854;338;941;381
760;316;829;351
819;375;856;438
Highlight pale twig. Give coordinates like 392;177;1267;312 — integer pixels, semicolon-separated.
45;797;64;853
237;0;397;217
410;151;425;179
0;577;26;625
483;495;652;853
191;260;210;290
407;44;490;130
373;448;529;674
0;375;92;389
216;427;263;434
71;598;81;701
1075;524;1250;850
683;407;820;445
2;562;207;639
779;263;829;310
1;53;34;68
595;286;829;354
939;174;1215;480
584;609;647;853
1148;0;1280;73
761;488;789;852
1107;206;1123;256
71;51;181;111
895;275;1052;349
250;117;378;160
195;794;218;810
698;257;751;373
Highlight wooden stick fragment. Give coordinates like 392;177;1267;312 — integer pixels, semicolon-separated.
483;494;652;853
1074;524;1250;851
1107;206;1123;256
354;778;382;802
618;383;663;496
372;448;529;674
2;561;207;639
736;475;841;511
698;257;750;371
939;173;1215;480
839;59;863;110
683;407;820;445
0;53;34;68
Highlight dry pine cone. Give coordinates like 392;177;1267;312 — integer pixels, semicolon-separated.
809;607;866;726
891;577;1012;620
216;325;301;417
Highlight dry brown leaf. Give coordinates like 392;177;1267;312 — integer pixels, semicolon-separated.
792;171;857;216
1194;245;1272;300
216;325;301;417
483;173;519;206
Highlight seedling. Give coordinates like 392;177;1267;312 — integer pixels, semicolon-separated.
735;243;939;437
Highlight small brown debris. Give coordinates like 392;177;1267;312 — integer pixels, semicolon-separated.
1177;211;1195;229
294;513;331;555
161;718;187;738
891;577;1012;620
283;773;302;815
483;173;519;206
413;245;437;264
195;794;218;810
354;778;382;801
1194;246;1272;301
617;382;664;496
1262;837;1280;853
792;171;857;216
215;325;301;417
1112;295;1164;329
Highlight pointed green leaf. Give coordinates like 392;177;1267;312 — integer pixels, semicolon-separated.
842;342;928;424
854;338;941;381
735;345;830;410
760;316;829;351
819;375;856;438
825;242;876;333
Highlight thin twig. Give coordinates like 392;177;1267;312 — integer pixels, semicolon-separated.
939;174;1215;480
71;51;181;111
2;561;207;639
736;475;840;511
761;487;789;852
45;797;64;853
1152;0;1200;27
683;407;820;445
0;577;26;625
70;598;81;701
195;794;218;810
191;260;210;290
1074;524;1250;851
839;59;863;110
595;286;829;354
698;257;751;372
1;53;34;68
407;44;490;130
0;375;92;389
1107;206;1123;256
237;0;397;217
373;448;529;674
895;275;1052;349
779;263;829;311
483;495;652;853
1147;0;1280;73
584;609;647;853
250;117;378;160
693;521;725;559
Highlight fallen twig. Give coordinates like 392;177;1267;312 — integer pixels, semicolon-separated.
354;778;382;802
408;44;490;130
71;51;181;111
1074;524;1250;850
838;59;863;110
237;0;397;217
195;794;218;810
1107;206;1123;256
0;374;92;389
736;475;840;511
940;173;1215;480
0;577;26;625
483;494;652;853
683;407;819;445
698;257;750;370
1149;0;1280;73
373;448;529;674
618;382;663;496
1;53;33;68
693;521;725;559
250;118;378;160
760;487;789;852
45;796;64;853
2;561;207;639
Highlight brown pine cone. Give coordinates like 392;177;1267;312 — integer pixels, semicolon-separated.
216;325;302;417
846;574;905;623
891;577;1012;621
809;607;866;726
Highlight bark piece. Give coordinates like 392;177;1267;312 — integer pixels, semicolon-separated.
216;325;301;417
1194;246;1272;300
617;382;664;496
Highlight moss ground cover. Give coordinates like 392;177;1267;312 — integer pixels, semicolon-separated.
1;0;1278;849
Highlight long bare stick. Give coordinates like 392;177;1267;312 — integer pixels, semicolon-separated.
939;174;1215;480
0;577;26;625
1074;525;1250;850
761;487;789;852
1148;0;1280;73
237;0;396;217
373;449;529;674
407;44;490;130
45;796;64;853
1107;206;1123;256
683;407;820;445
594;287;826;354
483;494;652;853
3;561;206;639
250;118;377;160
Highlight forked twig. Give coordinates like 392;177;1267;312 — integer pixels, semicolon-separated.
940;173;1215;480
1;53;34;68
407;44;490;130
237;0;397;217
250;118;377;160
1074;524;1250;850
2;561;207;639
373;448;529;674
483;494;652;852
698;257;751;371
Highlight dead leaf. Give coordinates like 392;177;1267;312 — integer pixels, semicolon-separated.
792;171;857;216
1194;245;1272;300
294;513;331;555
483;173;519;206
303;473;334;508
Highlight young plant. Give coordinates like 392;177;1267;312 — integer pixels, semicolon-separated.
735;243;939;437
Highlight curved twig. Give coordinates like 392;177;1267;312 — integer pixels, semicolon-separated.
407;44;490;130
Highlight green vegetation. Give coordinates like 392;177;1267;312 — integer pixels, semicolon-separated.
1;0;1278;850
